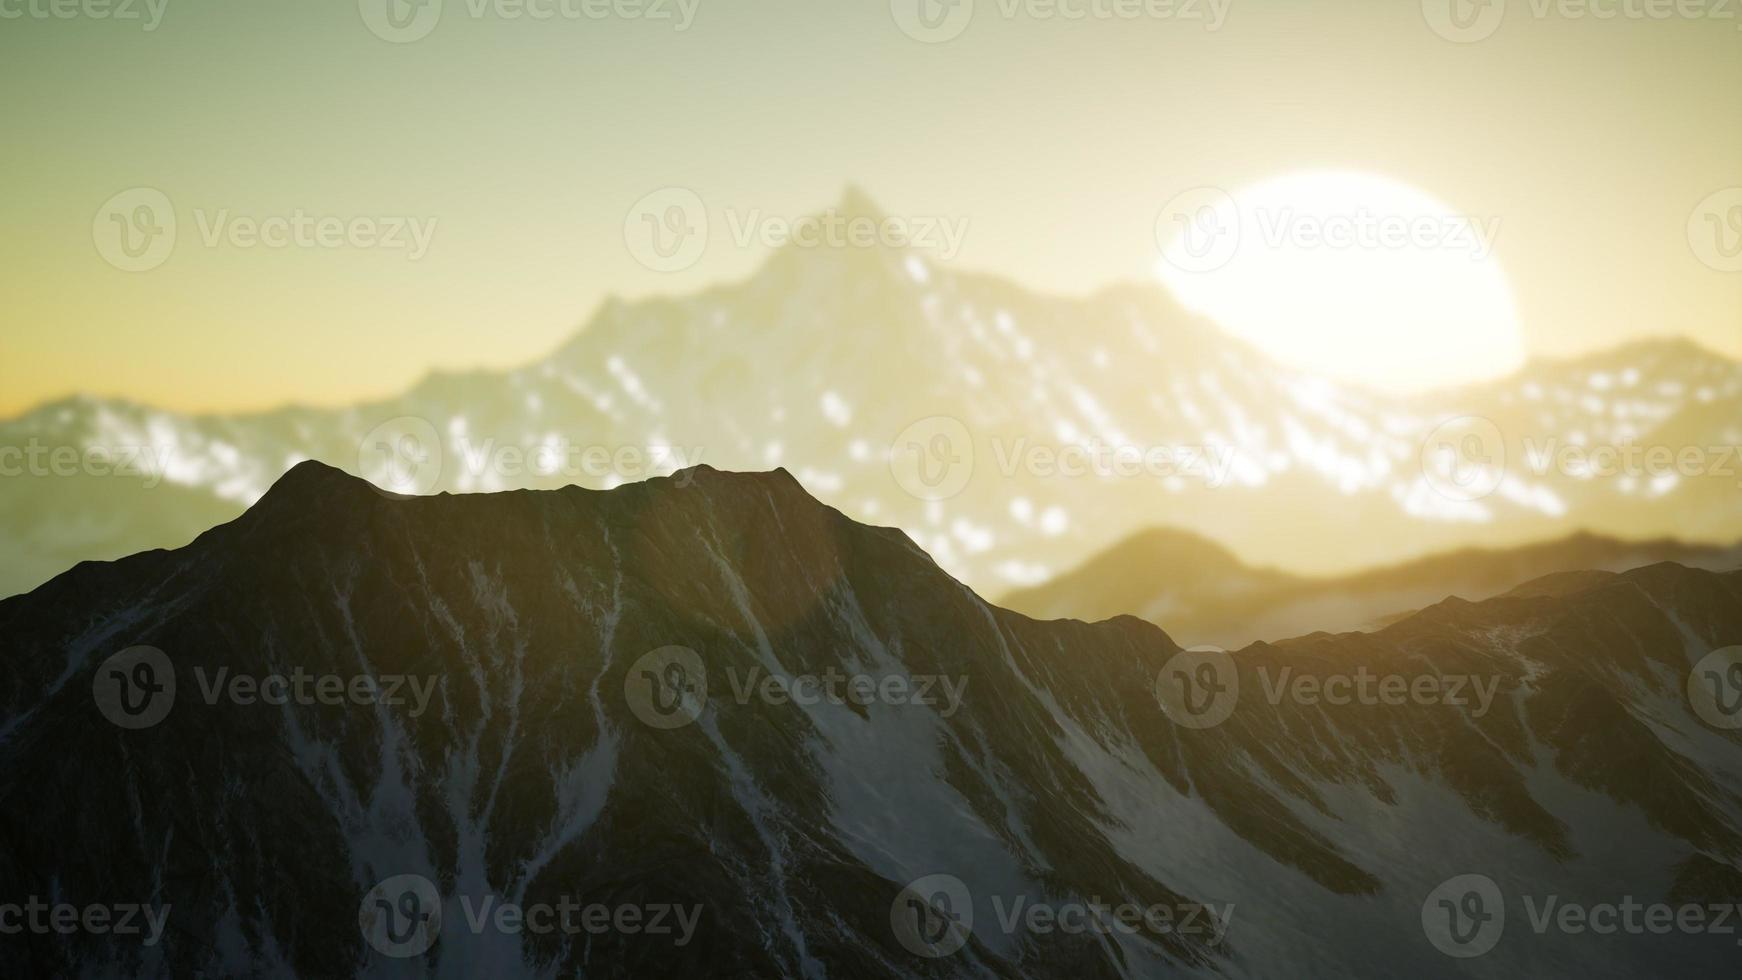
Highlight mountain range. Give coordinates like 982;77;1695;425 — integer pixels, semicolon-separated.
1001;527;1742;648
3;190;1740;604
2;462;1741;976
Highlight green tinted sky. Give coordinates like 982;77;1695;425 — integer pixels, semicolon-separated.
2;0;1737;414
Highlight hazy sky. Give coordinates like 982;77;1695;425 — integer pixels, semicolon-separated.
2;0;1737;415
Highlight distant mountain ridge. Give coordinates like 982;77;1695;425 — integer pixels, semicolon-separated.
1002;527;1742;647
3;190;1740;601
3;462;1742;976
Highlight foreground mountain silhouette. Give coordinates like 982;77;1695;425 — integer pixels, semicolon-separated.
1003;526;1742;647
2;462;1741;977
3;189;1741;600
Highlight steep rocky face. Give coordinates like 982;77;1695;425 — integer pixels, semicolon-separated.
4;196;1740;601
1002;526;1742;648
2;462;1741;978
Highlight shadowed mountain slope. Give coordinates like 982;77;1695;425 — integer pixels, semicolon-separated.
2;464;1741;976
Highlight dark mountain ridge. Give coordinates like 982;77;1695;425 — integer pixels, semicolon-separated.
2;463;1741;977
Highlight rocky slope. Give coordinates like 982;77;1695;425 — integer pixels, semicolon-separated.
2;463;1740;977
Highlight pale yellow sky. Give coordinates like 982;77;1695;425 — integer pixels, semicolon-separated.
1;0;1737;416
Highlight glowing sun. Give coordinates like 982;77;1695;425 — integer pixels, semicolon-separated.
1156;172;1524;394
